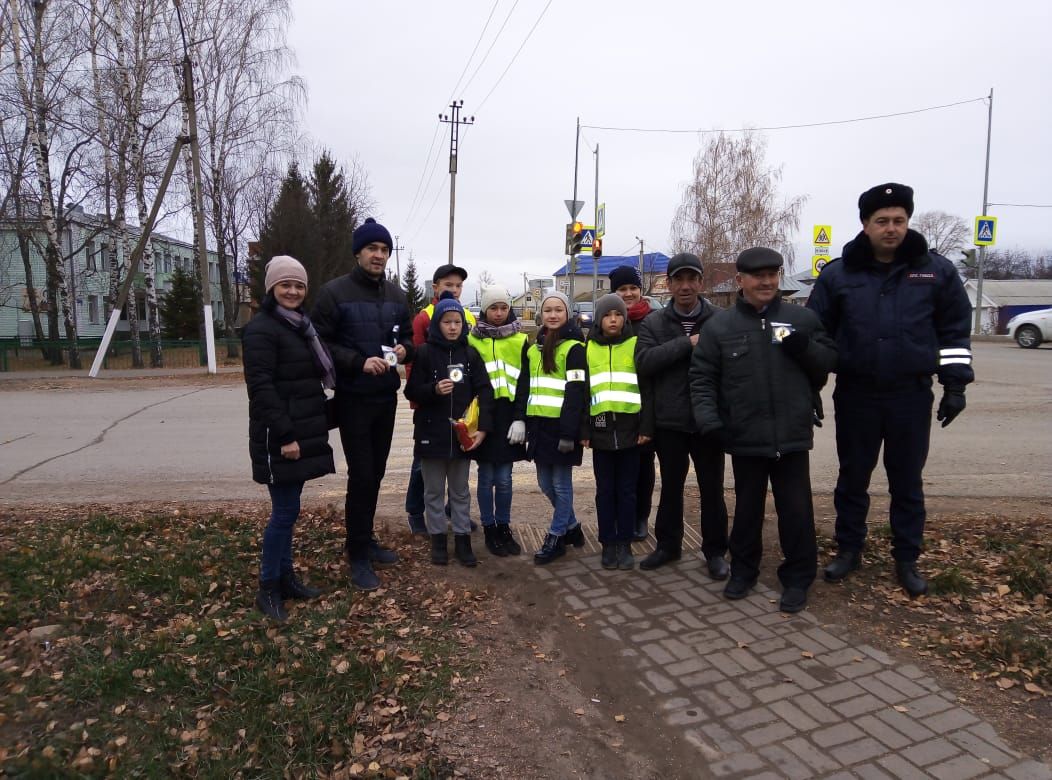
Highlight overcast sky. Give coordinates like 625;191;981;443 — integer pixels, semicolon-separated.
287;0;1051;300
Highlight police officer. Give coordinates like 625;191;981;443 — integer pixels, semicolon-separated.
691;248;836;612
807;184;973;597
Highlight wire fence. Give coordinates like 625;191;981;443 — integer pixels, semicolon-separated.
0;339;243;372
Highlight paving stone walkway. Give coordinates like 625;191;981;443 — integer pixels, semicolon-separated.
528;546;1051;780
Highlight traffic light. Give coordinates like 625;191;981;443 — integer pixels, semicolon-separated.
592;238;603;259
960;248;977;268
570;221;584;254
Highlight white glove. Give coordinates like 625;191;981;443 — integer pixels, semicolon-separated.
507;420;526;445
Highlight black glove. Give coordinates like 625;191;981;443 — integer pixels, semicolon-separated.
557;438;575;454
936;387;966;428
780;330;809;358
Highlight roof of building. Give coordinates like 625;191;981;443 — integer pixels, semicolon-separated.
963;279;1052;307
552;252;670;277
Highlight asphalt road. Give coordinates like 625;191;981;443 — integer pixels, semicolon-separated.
1;341;1049;506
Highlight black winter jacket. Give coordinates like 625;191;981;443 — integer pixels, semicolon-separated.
403;328;494;460
513;322;588;466
582;327;645;451
311;265;415;399
635;298;720;433
242;298;335;485
690;296;837;458
807;229;974;390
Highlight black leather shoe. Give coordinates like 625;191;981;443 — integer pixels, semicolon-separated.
706;555;730;581
723;576;757;600
633;519;649;542
823;550;862;582
779;587;808;613
368;539;400;567
639;547;681;570
534;533;566;565
895;561;928;598
497;525;522;556
483;526;508;557
601;544;617;569
564;524;586;548
430;534;448;566
256;580;288;621
454;534;478;567
279;570;321;600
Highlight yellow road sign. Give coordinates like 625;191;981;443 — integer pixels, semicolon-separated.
813;225;832;245
812;255;829;277
974;216;997;246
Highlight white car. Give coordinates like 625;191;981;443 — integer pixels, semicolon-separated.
1006;307;1052;348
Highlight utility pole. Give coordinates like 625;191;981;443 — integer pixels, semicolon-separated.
973;87;994;335
392;235;405;286
636;236;645;280
569;117;581;304
440;101;474;264
592;143;599;309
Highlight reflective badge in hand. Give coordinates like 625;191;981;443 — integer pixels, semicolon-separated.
770;322;796;344
447;363;465;383
381;345;398;366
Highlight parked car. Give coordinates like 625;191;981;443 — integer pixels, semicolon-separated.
575;301;594;330
1006;307;1052;348
466;304;482;320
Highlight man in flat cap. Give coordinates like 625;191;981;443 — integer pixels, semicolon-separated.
691;248;836;612
808;184;973;597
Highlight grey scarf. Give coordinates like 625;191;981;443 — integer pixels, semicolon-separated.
272;306;336;390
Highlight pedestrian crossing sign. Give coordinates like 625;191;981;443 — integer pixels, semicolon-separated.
813;225;832;245
974;216;997;246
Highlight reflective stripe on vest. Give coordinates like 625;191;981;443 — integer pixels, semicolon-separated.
586;337;641;414
526;339;583;418
467;332;527;401
424;303;477;326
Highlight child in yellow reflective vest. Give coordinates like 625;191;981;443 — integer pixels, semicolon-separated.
582;294;651;570
512;290;588;564
467;285;528;557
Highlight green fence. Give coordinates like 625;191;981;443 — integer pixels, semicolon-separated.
0;339;242;372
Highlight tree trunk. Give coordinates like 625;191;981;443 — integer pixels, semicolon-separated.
208;164;238;358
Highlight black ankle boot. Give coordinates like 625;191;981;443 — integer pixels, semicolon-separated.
601;543;617;569
454;534;477;567
279;570;321;600
430;533;448;566
534;533;566;565
497;525;521;556
565;524;585;548
895;561;928;598
824;550;862;582
255;580;287;621
483;526;508;557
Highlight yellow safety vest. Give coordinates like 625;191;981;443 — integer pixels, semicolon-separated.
424;303;477;326
468;332;527;401
586;337;641;415
526;339;584;418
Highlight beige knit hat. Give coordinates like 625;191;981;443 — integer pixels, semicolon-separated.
265;255;308;293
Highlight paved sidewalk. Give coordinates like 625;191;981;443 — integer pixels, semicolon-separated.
530;549;1051;780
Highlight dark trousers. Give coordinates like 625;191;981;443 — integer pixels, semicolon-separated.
832;382;933;562
636;440;656;524
730;452;817;590
653;428;728;557
593;447;640;544
260;481;304;583
338;397;397;560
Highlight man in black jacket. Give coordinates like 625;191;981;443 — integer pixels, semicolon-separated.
691;248;837;612
635;252;729;576
808;184;974;598
311;218;415;591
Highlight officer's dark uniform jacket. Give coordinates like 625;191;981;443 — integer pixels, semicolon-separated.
807;229;974;390
310;265;415;397
690;295;837;459
242;296;336;485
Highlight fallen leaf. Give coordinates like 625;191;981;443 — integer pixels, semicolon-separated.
574;708;585;716
614;714;626;722
997;678;1016;689
801;651;815;659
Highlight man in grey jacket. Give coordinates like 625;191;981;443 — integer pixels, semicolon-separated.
635;252;729;576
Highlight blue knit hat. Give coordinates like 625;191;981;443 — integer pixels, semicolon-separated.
429;291;466;342
352;217;393;255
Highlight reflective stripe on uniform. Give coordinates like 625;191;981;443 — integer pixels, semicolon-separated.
468;331;526;400
939;347;972;366
525;339;583;418
586;337;640;415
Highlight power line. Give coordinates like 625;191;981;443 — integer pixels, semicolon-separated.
460;0;523;99
445;0;501;105
581;96;987;134
476;0;554;112
988;202;1052;208
402;122;444;227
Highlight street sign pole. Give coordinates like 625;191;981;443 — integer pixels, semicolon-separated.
592;143;599;310
569;117;580;304
974;87;994;335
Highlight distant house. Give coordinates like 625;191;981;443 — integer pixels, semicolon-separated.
551;253;671;301
964;279;1052;334
0;205;225;341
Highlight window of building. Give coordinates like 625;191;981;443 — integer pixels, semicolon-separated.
163;251;171;274
86;240;97;271
597;279;605;290
88;295;100;324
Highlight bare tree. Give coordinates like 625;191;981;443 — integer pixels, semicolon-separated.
912;210;969;256
670;131;806;271
477;269;495;288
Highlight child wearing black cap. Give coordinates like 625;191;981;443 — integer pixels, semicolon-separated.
582;294;651;569
404;293;494;566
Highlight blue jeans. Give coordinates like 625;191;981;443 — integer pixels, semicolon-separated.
261;481;303;583
405;455;425;519
535;463;577;536
476;461;514;527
